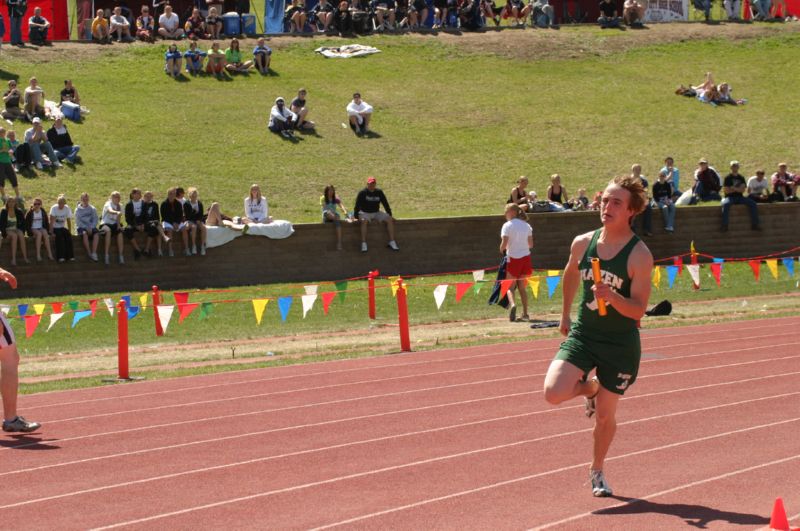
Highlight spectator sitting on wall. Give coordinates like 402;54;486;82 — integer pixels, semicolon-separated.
136;5;155;41
349;0;372;34
161;187;189;257
240;183;273;233
508;176;532;212
480;0;501;26
322;184;352;251
25;197;54;261
312;0;336;31
74;192;100;262
500;0;530;26
408;0;429;28
693;158;722;202
546;173;570;209
206;41;226;76
652;170;675;233
92;9;111;44
253;37;272;74
631;164;653;236
225;38;253;73
142;190;169;256
268;97;298;138
724;0;742;19
354;176;399;252
27;7;51;45
110;6;134;42
286;0;309;32
771;162;797;202
346;93;373;135
569;188;590;211
373;0;397;30
184;40;207;75
333;0;353;34
123;188;147;260
183;187;207;255
46;117;81;164
659;156;681;199
49;194;74;262
432;0;448;29
184;8;206;39
598;0;620;28
2;80;24;122
158;5;184;39
290;88;316;130
23;77;47;120
165;43;183;78
0;127;18;199
100;191;126;265
747;169;771;203
205;7;223;39
25;117;61;170
751;0;770;20
721;161;760;232
0;197;29;265
531;0;556;27
622;0;645;26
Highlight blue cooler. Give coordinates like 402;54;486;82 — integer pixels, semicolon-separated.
222;12;241;35
241;13;256;34
61;101;81;122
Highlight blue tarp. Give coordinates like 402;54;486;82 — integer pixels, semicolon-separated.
265;0;286;33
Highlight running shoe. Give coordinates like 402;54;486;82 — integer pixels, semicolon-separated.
2;416;41;433
585;376;599;418
589;469;613;497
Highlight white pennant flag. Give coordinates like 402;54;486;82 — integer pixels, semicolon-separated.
303;285;318;296
157;305;175;334
104;298;115;316
301;294;317;318
47;312;65;332
433;284;449;310
687;264;700;288
472;270;485;283
0;305;10;316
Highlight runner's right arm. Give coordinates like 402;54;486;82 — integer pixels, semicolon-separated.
559;234;590;336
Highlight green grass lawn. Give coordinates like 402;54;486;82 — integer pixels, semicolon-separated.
2;31;799;223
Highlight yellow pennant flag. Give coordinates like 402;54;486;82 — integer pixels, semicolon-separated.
33;304;46;315
528;276;541;299
690;240;696;255
766;259;779;280
252;298;269;325
547;270;561;277
389;276;404;297
139;293;149;311
652;266;661;290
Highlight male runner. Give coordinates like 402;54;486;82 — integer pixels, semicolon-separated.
543;175;653;497
0;267;41;433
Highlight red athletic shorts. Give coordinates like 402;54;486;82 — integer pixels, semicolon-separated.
506;255;532;279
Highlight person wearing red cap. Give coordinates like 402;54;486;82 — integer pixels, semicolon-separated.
353;177;398;252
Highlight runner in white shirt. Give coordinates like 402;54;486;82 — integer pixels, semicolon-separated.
499;203;534;322
346;92;373;135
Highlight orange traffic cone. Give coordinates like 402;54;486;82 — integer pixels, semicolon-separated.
770;497;798;531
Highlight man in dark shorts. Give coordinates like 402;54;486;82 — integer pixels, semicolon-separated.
0;267;41;433
543;175;653;497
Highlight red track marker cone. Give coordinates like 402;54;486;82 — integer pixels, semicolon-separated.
770;498;789;531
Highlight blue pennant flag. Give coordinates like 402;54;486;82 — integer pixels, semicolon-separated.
127;306;140;320
782;258;795;277
278;296;293;322
546;276;561;299
712;258;725;262
666;266;679;289
17;304;28;317
71;310;93;328
121;295;132;308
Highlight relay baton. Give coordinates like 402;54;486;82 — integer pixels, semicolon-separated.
591;258;607;317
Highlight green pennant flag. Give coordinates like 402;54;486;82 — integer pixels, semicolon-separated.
473;282;483;295
68;301;79;311
200;302;213;319
334;281;348;303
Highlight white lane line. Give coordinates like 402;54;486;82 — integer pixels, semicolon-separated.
90;405;800;530
533;454;800;529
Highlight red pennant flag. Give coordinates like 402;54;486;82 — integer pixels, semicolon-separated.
499;279;514;299
174;292;189;305
455;282;473;303
673;256;683;275
321;292;336;315
51;302;64;314
24;314;42;338
89;299;98;317
749;260;760;282
710;263;722;286
178;303;199;323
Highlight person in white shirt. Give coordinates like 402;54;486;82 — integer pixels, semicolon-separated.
100;191;125;265
23;77;48;121
346;92;373;135
110;6;134;42
49;194;75;262
267;97;297;138
158;5;184;39
747;169;771;203
241;184;272;234
499;203;533;322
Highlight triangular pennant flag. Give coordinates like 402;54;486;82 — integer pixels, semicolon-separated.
652;266;661;290
749;260;761;282
252;299;269;325
50;302;63;314
68;301;79;311
156;305;174;333
278;296;293;322
24;315;42;338
472;270;485;282
433;284;448;310
547;269;561;277
17;304;28;317
0;305;10;316
528;276;541;299
687;264;701;288
47;312;65;332
473;282;483;295
33;304;46;316
673;256;683;275
301;294;317;318
178;303;199;323
766;259;779;280
710;263;722;286
173;292;189;305
139;293;149;311
389;276;402;297
666;266;679;289
455;282;473;303
690;240;696;257
127;306;140;320
321;292;336;315
334;281;348;303
71;310;92;328
499;279;514;299
200;302;213;319
546;275;561;298
89;299;98;317
104;298;115;316
303;285;318;296
782;257;795;277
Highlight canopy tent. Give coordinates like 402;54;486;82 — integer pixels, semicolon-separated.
2;0;70;42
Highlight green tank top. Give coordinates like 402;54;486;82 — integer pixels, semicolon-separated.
575;229;640;335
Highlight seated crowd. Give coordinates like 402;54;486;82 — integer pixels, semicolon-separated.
164;37;270;77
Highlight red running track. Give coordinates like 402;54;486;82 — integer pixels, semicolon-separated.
2;317;799;530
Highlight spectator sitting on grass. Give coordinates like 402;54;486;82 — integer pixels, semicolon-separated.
100;191;125;265
408;0;429;28
721;161;760;232
92;9;111;44
0;128;18;199
286;0;309;32
354;176;399;252
268;97;297;138
528;190;564;212
23;77;47;120
322;184;352;250
332;0;353;35
25;117;61;170
46;117;81;164
27;7;50;45
508;176;531;212
205;7;223;39
312;0;336;30
0;197;28;265
184;8;207;40
2;80;24;122
546;174;570;209
373;0;397;30
59;79;82;107
136;5;155;41
183;187;206;255
622;0;645;26
531;0;556;27
253;37;272;74
184;40;207;75
771;162;796;202
165;44;183;78
25;197;54;261
659;156;681;199
206;41;226;76
751;0;770;20
225;38;253;73
110;6;134;42
74;192;100;262
347;92;373;135
747;169;771;203
290;88;315;130
693;158;722;202
500;0;530;26
598;0;620;27
652;170;675;233
158;5;184;39
481;0;501;26
161;187;189;257
6;131;22;171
